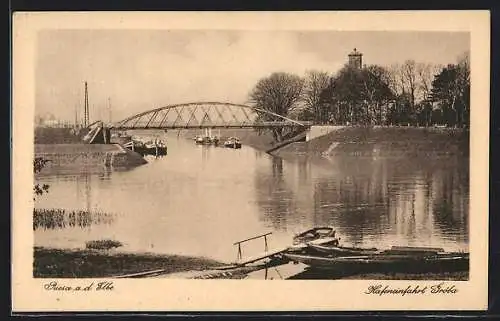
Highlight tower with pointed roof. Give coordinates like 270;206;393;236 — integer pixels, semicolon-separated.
348;48;363;69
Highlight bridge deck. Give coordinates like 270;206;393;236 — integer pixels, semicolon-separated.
112;123;312;130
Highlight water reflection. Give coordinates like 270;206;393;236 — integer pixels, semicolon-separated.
34;134;469;262
255;154;469;251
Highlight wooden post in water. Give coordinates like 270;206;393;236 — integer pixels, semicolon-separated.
237;244;242;261
233;232;273;264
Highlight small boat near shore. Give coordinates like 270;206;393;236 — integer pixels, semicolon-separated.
292;226;337;245
286;227;339;253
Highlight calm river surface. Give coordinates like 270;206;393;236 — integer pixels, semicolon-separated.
34;131;469;264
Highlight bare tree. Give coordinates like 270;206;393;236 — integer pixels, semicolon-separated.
362;65;394;124
456;51;470;126
457;51;470;104
429;52;470;127
388;60;438;125
387;63;405;96
301;70;331;124
416;63;442;102
401;60;419;115
249;72;304;142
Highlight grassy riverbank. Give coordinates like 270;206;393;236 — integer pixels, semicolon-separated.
34;247;225;278
169;126;469;156
273;126;469;157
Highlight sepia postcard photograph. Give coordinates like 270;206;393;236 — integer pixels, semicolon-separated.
12;11;490;312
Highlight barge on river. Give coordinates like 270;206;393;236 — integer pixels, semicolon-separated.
123;139;167;157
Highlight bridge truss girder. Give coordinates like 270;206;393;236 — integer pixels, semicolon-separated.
111;102;310;130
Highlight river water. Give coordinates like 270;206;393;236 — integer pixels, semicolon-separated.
34;131;469;264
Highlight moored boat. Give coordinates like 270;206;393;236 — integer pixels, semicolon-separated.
144;140;167;156
286;227;339;253
284;250;469;273
307;239;446;258
292;226;336;245
123;138;167;156
308;242;381;256
224;137;242;149
195;135;219;145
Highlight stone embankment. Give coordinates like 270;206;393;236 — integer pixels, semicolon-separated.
34;127;147;170
35;143;147;169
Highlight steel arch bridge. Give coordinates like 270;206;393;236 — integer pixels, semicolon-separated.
110;102;311;130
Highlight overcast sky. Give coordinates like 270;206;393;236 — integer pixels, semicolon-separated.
36;30;469;122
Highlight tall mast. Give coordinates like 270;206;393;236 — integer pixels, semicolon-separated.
84;81;89;127
74;103;79;127
108;97;112;124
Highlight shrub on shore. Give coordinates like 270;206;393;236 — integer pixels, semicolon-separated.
85;239;123;250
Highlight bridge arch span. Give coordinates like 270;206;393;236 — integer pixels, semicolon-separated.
110;102;309;129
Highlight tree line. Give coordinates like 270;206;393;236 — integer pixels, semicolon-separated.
248;51;470;141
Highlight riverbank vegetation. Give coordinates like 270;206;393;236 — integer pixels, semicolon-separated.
33;208;115;230
249;51;470;142
85;239;123;250
33;157;50;199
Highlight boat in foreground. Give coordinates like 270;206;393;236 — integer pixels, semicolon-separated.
285;227;340;253
292;226;336;245
309;242;380;256
284;248;469;273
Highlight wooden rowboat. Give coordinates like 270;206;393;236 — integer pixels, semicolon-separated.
292;226;337;246
307;243;445;257
308;243;381;256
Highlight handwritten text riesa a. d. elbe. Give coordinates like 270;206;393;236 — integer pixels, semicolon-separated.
43;281;114;292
